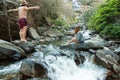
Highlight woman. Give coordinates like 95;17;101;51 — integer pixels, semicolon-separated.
68;26;84;44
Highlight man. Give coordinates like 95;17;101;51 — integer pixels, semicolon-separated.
8;0;40;41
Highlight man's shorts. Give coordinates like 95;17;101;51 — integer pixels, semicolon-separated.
18;18;27;29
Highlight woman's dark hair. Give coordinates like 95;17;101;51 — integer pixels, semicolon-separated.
74;26;80;34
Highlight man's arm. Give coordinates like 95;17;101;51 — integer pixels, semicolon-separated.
8;8;18;12
26;6;40;10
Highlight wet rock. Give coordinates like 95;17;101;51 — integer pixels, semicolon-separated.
0;39;26;60
89;49;96;54
106;75;120;80
20;60;47;78
113;64;120;73
112;41;120;45
0;52;8;60
0;73;22;80
0;47;23;60
95;50;120;73
28;27;41;40
95;50;112;69
60;43;103;51
26;78;50;80
44;28;64;40
64;30;73;36
94;54;112;70
115;47;120;56
11;40;21;46
74;51;86;65
18;41;35;53
37;27;48;35
44;37;56;42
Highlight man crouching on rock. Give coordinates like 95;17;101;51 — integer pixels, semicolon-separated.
8;0;40;42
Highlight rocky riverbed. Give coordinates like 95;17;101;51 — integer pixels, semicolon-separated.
0;27;120;80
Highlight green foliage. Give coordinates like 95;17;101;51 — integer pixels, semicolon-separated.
88;0;120;39
53;18;69;28
53;18;65;26
101;25;120;39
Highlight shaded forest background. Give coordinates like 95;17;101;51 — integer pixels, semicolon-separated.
0;0;120;41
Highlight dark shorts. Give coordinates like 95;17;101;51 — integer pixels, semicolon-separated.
18;18;27;29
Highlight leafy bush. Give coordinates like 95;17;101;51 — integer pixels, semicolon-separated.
88;0;120;39
53;18;65;26
100;25;120;39
53;18;69;28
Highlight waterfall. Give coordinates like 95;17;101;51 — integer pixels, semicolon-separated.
72;0;81;11
0;44;108;80
45;45;108;80
0;62;22;75
46;56;107;80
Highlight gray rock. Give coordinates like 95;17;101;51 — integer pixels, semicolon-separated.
95;49;120;73
60;43;103;51
89;49;96;54
20;60;47;78
18;41;35;53
0;73;22;80
115;47;120;55
28;27;40;40
26;78;50;80
44;29;64;38
113;64;120;73
0;39;26;60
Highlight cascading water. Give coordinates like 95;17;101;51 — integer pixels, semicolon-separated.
44;45;108;80
0;62;22;76
72;0;81;11
0;40;108;80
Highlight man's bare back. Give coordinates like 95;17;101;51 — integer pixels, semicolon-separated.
18;6;28;19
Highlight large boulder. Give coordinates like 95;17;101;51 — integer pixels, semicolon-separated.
60;35;108;51
20;60;47;78
18;41;35;53
60;43;103;51
44;28;64;39
0;39;26;60
95;50;120;73
0;0;20;41
28;27;41;40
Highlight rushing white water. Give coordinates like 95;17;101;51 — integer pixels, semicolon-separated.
47;56;107;80
81;30;91;40
0;62;22;75
0;44;108;80
44;45;108;80
72;0;81;11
